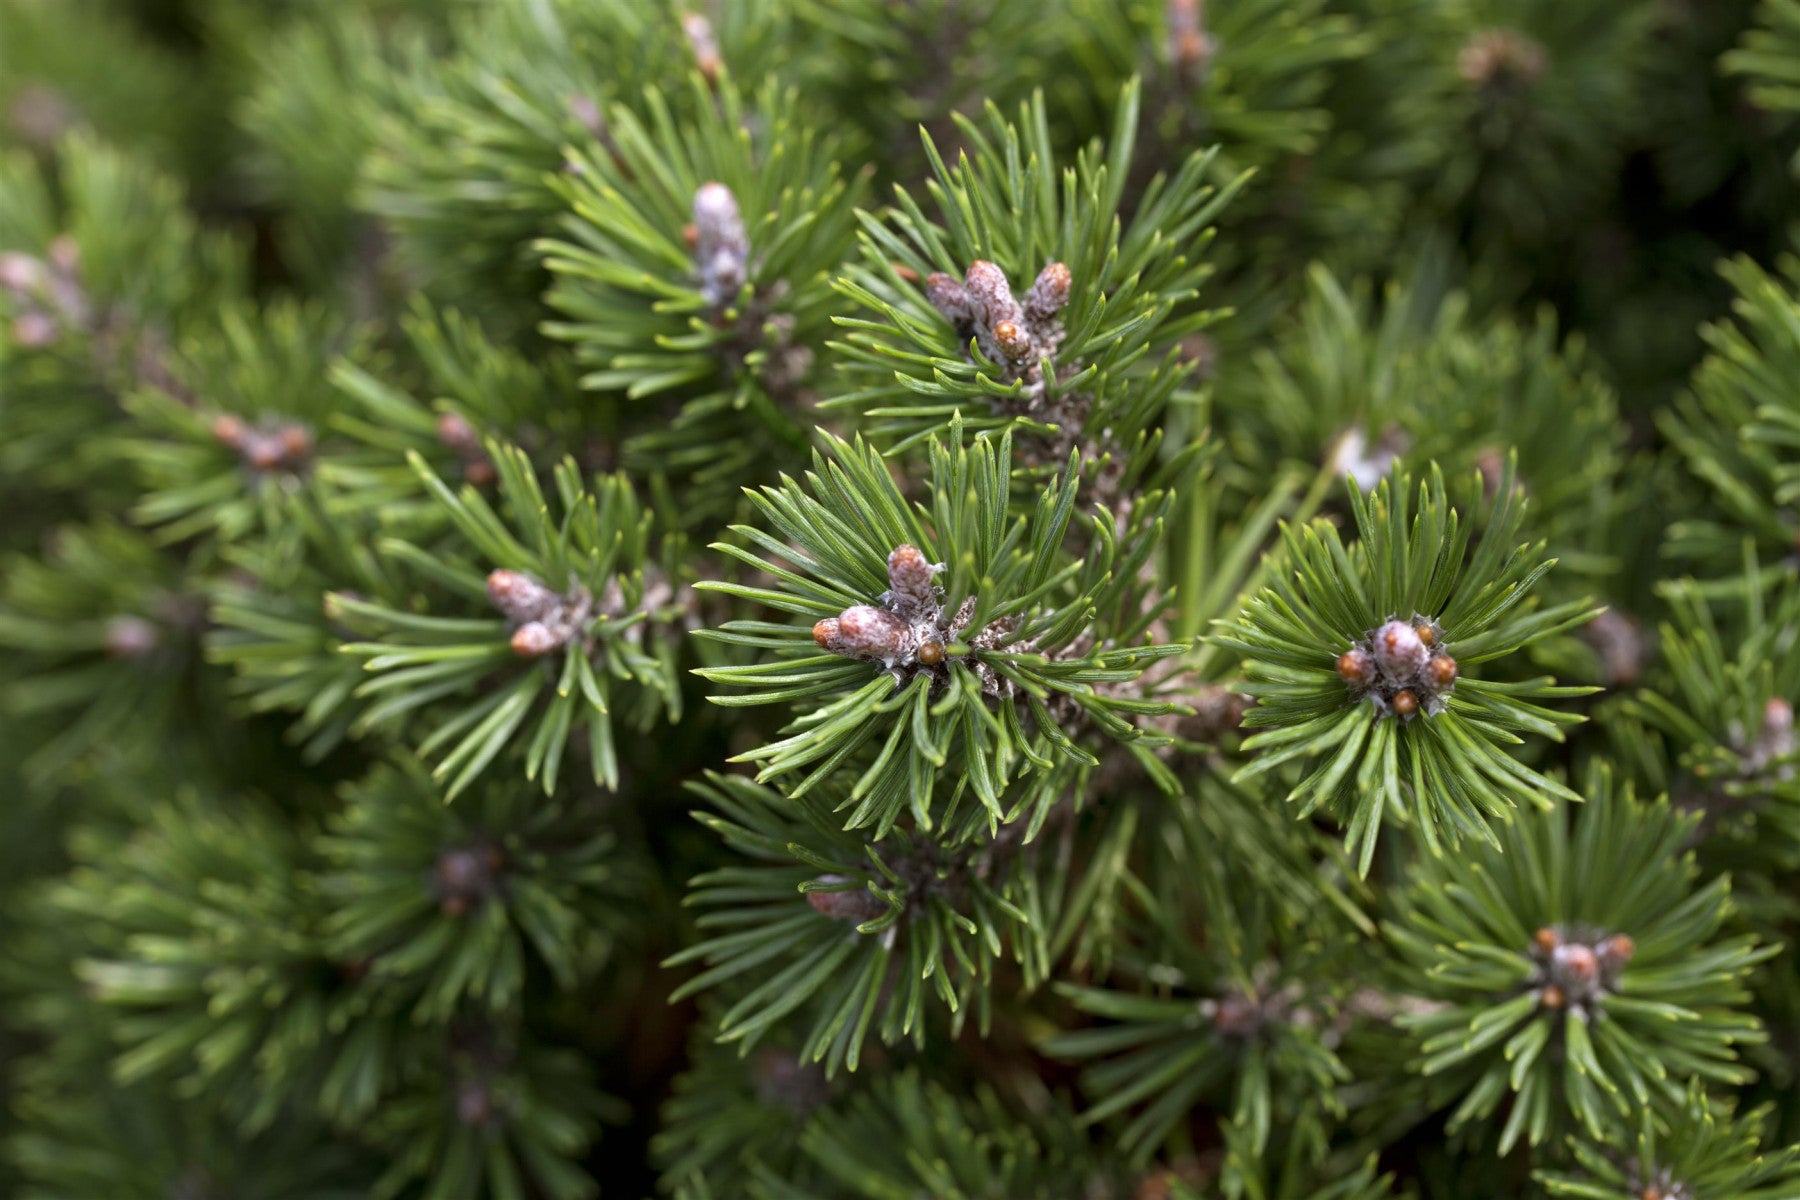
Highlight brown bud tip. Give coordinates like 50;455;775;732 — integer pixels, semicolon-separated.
245;436;286;471
1534;927;1560;954
991;319;1032;360
916;640;944;666
1175;28;1210;67
1024;261;1072;320
1415;623;1436;647
681;222;699;249
1556;942;1597;981
1425;654;1458;689
510;622;560;657
464;459;497;487
1336;648;1375;687
436;411;477;451
812;618;840;648
210;414;246;447
1391;689;1419;718
1374;619;1429;678
886;543;940;607
835;604;910;660
104;615;160;660
1765;697;1794;733
278;424;313;459
1540;984;1565;1010
893;264;920;283
1598;934;1635;969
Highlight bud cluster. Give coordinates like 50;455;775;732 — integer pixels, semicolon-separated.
692;181;749;311
1335;616;1458;720
926;259;1071;402
812;543;956;672
1;237;90;349
211;412;315;476
1529;925;1635;1014
486;569;596;659
434;842;508;918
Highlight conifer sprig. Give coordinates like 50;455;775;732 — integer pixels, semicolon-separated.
665;773;1044;1075
697;421;1185;834
829;80;1242;469
1212;462;1598;873
1539;1081;1800;1200
1387;771;1775;1153
333;443;683;797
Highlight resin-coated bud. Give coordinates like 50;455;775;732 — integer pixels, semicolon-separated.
1391;688;1419;718
1373;619;1429;680
1554;942;1597;983
510;622;562;657
926;272;975;328
487;569;560;623
692;181;748;308
1597;934;1635;973
963;260;1023;330
830;605;910;661
886;543;941;610
1023;261;1072;327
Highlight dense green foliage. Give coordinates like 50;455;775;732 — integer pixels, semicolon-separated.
5;0;1800;1196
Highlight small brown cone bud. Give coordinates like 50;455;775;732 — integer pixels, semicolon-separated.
510;622;561;657
1391;689;1419;718
964;260;1024;328
926;272;975;327
487;569;558;622
916;640;944;666
245;435;286;471
1597;934;1635;973
812;618;840;649
1540;984;1565;1010
1337;648;1375;687
893;264;920;283
436;411;479;454
1534;927;1560;954
278;424;313;460
680;11;722;80
1415;623;1436;647
991;319;1032;361
1555;942;1597;983
681;223;698;249
104;615;160;660
1765;697;1794;736
886;543;940;609
1425;654;1458;690
210;414;246;447
464;459;497;487
1023;261;1072;326
1374;619;1429;680
833;605;910;662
